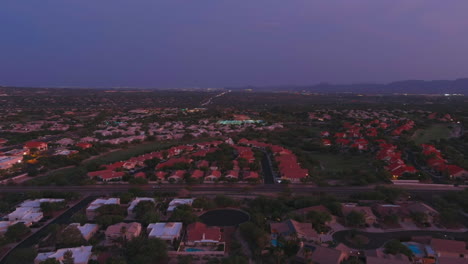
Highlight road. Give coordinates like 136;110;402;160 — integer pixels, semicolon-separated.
201;90;230;106
0;183;463;196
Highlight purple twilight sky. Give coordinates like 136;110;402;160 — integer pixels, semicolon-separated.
1;0;468;88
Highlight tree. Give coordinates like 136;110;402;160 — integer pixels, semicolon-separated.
306;211;332;232
5;222;30;242
239;222;269;255
144;158;160;169
345;211;366;227
410;212;427;225
96;204;126;216
177;255;193;264
96;215;125;228
169;205;198;225
140;211;160;226
133;201;156;219
384;240;412;257
40;259;61;264
119;193;135;204
58;225;86;247
342;256;365;264
62;250;75;264
439;208;460;227
192;197;215;210
214;195;236;208
126;237;168;264
221;256;248;264
40;201;66;215
106;257;127;264
70;213;87;225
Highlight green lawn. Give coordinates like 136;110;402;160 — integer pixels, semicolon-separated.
412;124;451;145
307;152;371;172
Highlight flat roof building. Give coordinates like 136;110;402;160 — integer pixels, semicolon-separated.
127;197;155;217
167;198;194;212
35;246;93;264
86;198;120;220
147;222;183;242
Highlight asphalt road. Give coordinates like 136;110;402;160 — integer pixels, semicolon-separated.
0;183;463;196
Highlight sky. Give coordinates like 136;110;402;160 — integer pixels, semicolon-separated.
1;0;468;88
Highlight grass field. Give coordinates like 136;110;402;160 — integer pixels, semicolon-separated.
412;124;451;145
307;152;371;172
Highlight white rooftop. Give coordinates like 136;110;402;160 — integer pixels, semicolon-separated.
20;198;65;208
87;198;120;211
127;197;155;213
68;223;98;238
147;222;183;240
35;246;92;264
167;198;194;212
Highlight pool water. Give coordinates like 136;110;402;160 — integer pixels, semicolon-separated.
271;239;278;247
403;243;423;255
186;248;204;252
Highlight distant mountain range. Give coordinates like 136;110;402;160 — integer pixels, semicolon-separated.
230;78;468;95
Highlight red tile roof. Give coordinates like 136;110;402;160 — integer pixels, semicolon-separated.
186;222;222;242
24;141;47;149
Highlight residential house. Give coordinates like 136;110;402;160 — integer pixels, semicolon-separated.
134;172;146;178
156;157;193;169
431;238;468;260
446;165;468;179
147;222;183;242
295;243;347;264
127;197;155;218
225;170;239;179
341;203;377;226
190;169;205;180
24;141;48;151
186;222;223;246
35;246;93;264
168;170;186;182
56;138;75;146
243;171;259;181
87;170;125;182
76;142;93;149
372;204;407;222
292;205;334;224
105;222;142;244
86;198;120;220
67;223;99;241
0;221;21;234
205;170;221;181
399;202;439;224
0;156;23;170
196;160;209;169
365;249;412;264
322;139;332;147
155;171;167;180
167;198;194;212
8;198;64;224
270;219;318;242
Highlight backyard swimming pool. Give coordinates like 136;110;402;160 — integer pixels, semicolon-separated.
403;243;423;255
186;248;204;252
